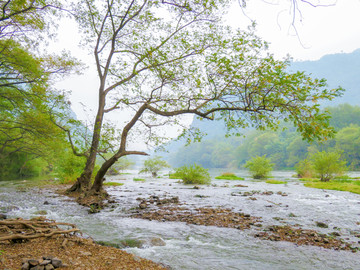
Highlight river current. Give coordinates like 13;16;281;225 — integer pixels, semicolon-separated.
1;170;360;270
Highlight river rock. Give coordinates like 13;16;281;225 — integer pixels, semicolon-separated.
21;257;63;270
28;259;39;266
315;221;328;228
34;210;47;215
45;265;55;270
149;237;166;246
21;263;30;270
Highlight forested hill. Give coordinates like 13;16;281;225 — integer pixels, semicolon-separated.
188;49;360;137
164;49;360;169
290;49;360;106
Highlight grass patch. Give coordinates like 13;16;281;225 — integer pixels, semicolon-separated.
215;173;244;180
133;178;145;182
265;180;287;184
299;178;319;182
103;182;124;186
303;180;360;195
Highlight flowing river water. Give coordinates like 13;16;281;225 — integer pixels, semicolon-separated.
1;170;360;270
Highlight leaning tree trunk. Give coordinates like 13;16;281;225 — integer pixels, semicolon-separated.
90;156;119;194
67;93;106;194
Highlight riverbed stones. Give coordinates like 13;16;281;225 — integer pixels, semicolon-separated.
132;205;262;230
255;225;358;252
315;221;329;228
21;257;63;269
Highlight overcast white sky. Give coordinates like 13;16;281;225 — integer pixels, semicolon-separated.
227;0;360;61
52;0;360;148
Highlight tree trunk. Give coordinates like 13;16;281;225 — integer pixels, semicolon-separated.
91;156;119;193
67;93;106;194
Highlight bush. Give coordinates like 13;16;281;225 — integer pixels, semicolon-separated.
55;151;86;184
310;151;347;182
174;163;211;185
295;159;315;178
139;156;170;177
244;155;273;179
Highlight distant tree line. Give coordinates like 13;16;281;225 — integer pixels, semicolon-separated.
168;104;360;170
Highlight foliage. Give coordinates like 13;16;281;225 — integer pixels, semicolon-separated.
139;156;170;177
105;157;134;176
266;180;287;184
244;155;274;179
54;151;86;184
68;0;343;194
168;104;360;171
173;164;211;185
215;173;244;180
335;125;360;169
295;159;315;178
114;157;134;172
0;0;81;181
310;151;347;182
304;180;360;195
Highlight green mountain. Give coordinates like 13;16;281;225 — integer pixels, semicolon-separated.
290;48;360;106
162;49;360;168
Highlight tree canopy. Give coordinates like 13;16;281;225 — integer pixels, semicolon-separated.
62;0;342;196
0;0;80;179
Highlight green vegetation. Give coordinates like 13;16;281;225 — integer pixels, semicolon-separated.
304;180;360;195
295;159;315;178
106;157;134;176
310;151;347;182
168;104;360;172
133;178;145;182
103;182;124;186
266;180;287;184
215;173;244;180
244;155;274;179
173;164;211;185
63;0;344;196
139;156;171;177
0;0;354;200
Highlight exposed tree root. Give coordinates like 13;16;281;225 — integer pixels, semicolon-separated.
0;217;79;242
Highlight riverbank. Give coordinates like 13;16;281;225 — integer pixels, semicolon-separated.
1;172;360;269
0;233;168;270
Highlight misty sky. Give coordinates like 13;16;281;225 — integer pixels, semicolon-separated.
52;1;360;148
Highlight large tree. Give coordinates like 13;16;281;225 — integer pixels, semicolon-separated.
67;0;342;196
0;0;80;178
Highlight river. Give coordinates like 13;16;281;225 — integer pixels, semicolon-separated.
1;170;360;270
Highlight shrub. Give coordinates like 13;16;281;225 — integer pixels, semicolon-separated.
295;159;315;178
310;151;347;182
55;151;86;184
215;173;244;180
174;163;211;185
244;155;273;179
139;156;170;177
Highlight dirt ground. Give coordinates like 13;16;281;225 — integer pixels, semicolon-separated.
0;235;168;270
